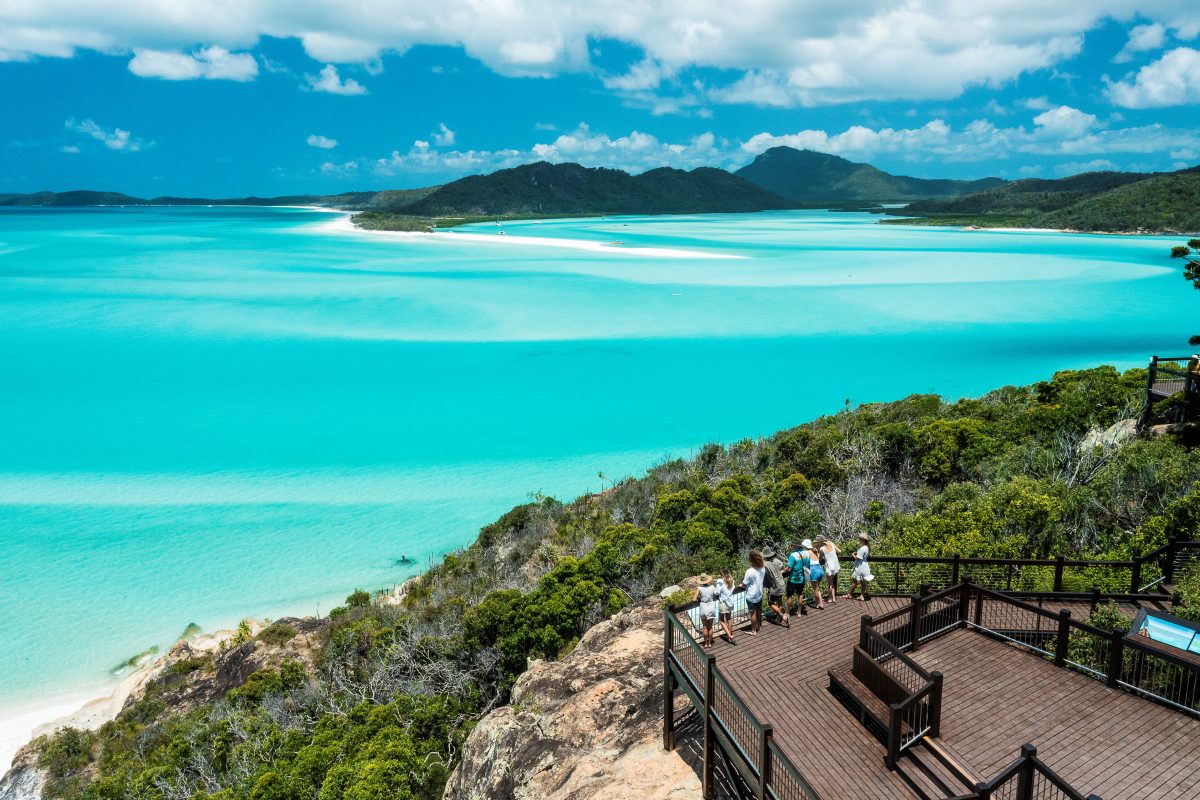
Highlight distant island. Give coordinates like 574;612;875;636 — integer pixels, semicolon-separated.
6;147;1199;234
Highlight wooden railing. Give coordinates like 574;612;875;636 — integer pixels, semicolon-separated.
1142;354;1199;426
864;537;1200;598
946;744;1100;800
663;609;822;800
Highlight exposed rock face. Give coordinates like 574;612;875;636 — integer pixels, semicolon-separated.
1079;418;1138;451
443;597;701;800
145;616;326;713
0;745;45;800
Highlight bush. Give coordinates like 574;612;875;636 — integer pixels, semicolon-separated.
258;622;299;646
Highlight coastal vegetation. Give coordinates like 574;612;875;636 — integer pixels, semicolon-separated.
886;167;1200;233
31;364;1200;799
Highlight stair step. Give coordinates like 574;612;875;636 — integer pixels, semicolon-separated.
896;739;977;800
827;665;892;742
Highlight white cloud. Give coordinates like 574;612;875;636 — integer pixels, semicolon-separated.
320;160;359;175
1032;105;1099;138
306;134;338;149
1114;22;1166;63
128;45;257;81
1057;159;1118;175
65;118;143;152
4;2;1200;106
1105;47;1200;108
739;116;1200;165
431;123;455;147
1022;96;1053;110
306;64;367;95
60;144;80;154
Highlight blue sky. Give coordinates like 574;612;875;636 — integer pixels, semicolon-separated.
2;2;1200;197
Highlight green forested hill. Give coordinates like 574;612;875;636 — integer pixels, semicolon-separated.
734;147;1005;204
398;161;794;216
31;365;1200;799
887;166;1200;232
0;187;439;210
1038;171;1200;232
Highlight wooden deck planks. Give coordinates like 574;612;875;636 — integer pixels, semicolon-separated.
694;597;919;800
908;630;1200;799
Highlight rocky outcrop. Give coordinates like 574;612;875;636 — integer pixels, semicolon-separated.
1079;418;1138;451
144;616;326;714
0;746;44;800
0;615;329;799
443;596;700;800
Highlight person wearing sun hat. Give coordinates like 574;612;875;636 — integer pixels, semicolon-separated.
850;533;874;601
694;573;718;648
815;535;843;602
761;547;788;627
785;541;809;618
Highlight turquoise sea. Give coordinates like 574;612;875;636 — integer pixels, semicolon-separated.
0;207;1192;726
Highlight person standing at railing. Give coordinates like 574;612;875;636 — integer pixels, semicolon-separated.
740;550;766;636
816;536;842;602
785;543;809;618
850;532;875;601
694;574;718;648
762;547;789;628
801;538;828;609
716;569;736;644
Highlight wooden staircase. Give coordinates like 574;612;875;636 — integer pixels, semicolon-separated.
829;665;978;800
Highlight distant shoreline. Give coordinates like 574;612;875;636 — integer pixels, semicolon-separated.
316;211;747;260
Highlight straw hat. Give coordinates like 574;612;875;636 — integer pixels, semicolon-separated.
801;538;813;550
698;573;713;586
814;536;828;546
858;532;870;542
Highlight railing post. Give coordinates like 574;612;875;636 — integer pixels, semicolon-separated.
909;592;923;651
958;578;972;628
663;611;676;750
1166;535;1180;585
757;724;772;800
951;553;961;587
973;583;984;627
1017;744;1037;800
1090;586;1101;614
703;654;715;799
860;615;872;650
1106;631;1124;689
929;671;944;738
1130;551;1142;595
975;783;992;799
1054;609;1071;667
1053;555;1065;592
886;702;902;770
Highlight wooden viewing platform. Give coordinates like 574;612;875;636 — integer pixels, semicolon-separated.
1143;354;1200;427
663;542;1200;800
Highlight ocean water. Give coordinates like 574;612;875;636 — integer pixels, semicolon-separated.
0;207;1192;731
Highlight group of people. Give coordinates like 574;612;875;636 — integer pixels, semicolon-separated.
693;532;875;647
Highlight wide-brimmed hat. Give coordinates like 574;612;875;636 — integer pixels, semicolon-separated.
699;573;713;585
857;532;870;541
801;538;813;549
814;536;828;545
762;546;777;559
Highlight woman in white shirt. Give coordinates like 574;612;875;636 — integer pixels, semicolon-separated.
715;569;736;644
740;550;766;636
816;536;842;602
850;532;874;601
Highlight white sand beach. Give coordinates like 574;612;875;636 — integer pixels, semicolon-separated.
315;213;746;260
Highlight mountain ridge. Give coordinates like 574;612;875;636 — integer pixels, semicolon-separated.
734;147;1006;203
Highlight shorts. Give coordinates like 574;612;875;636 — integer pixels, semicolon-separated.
747;599;763;614
767;590;785;605
809;566;825;582
786;582;805;597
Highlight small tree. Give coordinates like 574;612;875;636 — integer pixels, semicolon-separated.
1169;241;1200;344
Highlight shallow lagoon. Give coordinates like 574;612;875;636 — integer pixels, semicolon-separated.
0;206;1190;735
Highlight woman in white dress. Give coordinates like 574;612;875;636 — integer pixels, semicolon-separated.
816;536;842;601
694;573;718;648
850;532;874;601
